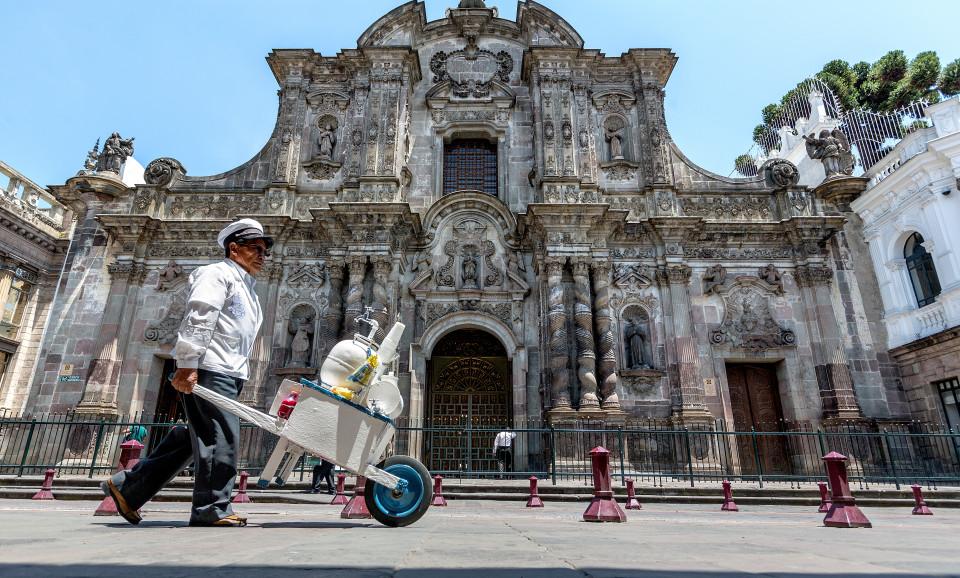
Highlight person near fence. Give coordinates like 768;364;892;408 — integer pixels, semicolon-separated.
100;218;272;527
306;457;336;494
493;427;517;475
121;425;147;444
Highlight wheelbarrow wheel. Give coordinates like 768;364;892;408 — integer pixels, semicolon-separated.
365;456;431;527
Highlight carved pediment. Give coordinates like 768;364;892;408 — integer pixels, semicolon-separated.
710;285;795;349
429;43;513;99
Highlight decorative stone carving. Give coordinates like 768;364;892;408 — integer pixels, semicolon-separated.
758;264;784;294
424;300;512;328
156;260;183;291
710;287;795;349
169;195;262;218
286;304;316;367
481;240;503;288
83;139;100;171
143;158;186;186
702;264;727;295
804;129;855;178
144;288;188;344
604;116;626;161
95;132;134;174
572;259;598;408
545;257;571;408
763;158;800;188
679;195;773;219
302;159;342;181
685;246;794;260
436;240;456;287
622;308;652;369
794;264;833;287
429;42;513;98
317;122;337;160
619;370;663;397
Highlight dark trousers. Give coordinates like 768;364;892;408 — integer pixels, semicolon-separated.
496;446;513;472
311;460;336;492
108;369;243;524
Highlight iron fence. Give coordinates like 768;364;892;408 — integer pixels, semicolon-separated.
2;412;958;489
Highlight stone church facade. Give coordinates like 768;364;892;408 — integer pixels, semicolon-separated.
24;1;908;447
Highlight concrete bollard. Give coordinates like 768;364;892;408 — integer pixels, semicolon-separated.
95;440;144;516
821;452;872;528
911;484;933;515
32;469;55;500
431;475;447;506
624;478;641;510
233;471;251;503
526;476;544;508
583;446;626;522
341;476;373;519
330;472;349;505
721;480;739;512
817;481;831;513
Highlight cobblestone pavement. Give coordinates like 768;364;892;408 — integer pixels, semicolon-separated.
0;499;957;577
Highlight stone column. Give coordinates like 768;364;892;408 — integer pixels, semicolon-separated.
572;258;599;414
661;265;709;420
370;256;392;343
75;262;139;416
795;264;862;421
545;257;572;414
343;256;367;338
323;259;345;357
591;262;620;411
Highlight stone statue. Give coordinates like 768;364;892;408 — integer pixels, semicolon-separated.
156;260;183;290
605;124;624;160
462;255;479;289
803;129;854;178
703;264;727;294
759;264;784;294
95;132;135;173
625;324;649;369
317;125;336;160
287;314;315;367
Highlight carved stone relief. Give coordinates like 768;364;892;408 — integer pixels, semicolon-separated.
710;286;795;349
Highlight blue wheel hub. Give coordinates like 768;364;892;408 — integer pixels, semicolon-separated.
372;464;424;518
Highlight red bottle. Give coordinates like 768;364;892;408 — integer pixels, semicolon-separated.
278;392;299;420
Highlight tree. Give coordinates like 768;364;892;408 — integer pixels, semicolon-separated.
734;51;959;176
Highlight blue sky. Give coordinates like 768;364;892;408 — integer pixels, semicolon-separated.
2;0;958;188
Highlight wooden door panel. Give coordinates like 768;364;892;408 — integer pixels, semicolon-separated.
726;364;789;476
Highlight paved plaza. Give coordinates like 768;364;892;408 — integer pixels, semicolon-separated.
0;499;957;577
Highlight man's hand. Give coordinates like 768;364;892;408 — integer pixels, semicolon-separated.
172;368;198;394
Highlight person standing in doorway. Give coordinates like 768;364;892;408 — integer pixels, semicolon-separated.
493;426;517;475
100;218;273;527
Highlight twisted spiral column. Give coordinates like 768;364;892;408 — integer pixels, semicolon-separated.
572;259;598;409
592;262;619;410
323;260;345;355
343;256;367;337
370;256;392;343
546;257;571;409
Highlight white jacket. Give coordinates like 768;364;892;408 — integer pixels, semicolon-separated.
172;259;263;380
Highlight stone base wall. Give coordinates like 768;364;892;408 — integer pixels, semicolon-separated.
890;327;960;425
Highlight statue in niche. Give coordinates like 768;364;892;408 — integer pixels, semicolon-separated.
803;129;854;178
625;323;650;370
287;312;315;367
95;132;135;173
759;264;784;294
156;260;183;290
702;264;727;295
317;124;336;160
605;122;625;160
462;255;479;289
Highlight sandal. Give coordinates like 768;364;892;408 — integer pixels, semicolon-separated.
209;514;248;527
100;480;142;525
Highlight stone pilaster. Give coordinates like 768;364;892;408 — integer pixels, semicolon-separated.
343;256;367;337
572;258;599;414
660;264;709;419
544;257;572;416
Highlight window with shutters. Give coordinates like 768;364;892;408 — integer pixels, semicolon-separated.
443;139;497;196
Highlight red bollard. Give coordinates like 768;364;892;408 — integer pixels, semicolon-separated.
821;452;872;528
431;475;447;506
341;476;373;519
526;476;544;508
233;471;251;503
583;446;626;522
818;481;831;513
721;480;739;511
911;484;933;515
95;440;144;516
330;472;349;505
624;478;641;510
32;469;55;500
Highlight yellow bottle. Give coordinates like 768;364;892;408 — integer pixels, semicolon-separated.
347;353;379;389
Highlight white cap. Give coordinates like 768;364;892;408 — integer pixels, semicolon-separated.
217;218;274;249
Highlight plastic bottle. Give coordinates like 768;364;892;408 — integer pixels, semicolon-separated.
277;391;299;420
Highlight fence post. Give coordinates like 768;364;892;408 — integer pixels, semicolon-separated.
87;419;107;479
950;429;960;488
618;425;625;485
751;427;764;488
550;426;557;486
683;427;694;488
16;418;38;477
882;429;900;490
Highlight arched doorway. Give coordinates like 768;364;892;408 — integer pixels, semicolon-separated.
427;329;511;474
